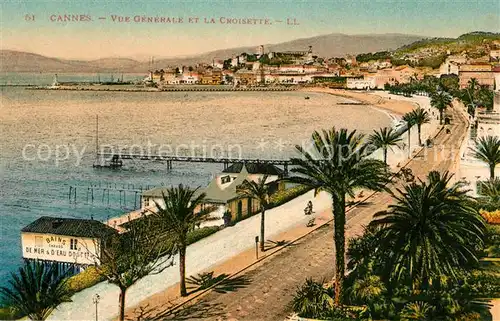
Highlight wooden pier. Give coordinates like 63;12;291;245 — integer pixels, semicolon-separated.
94;152;292;175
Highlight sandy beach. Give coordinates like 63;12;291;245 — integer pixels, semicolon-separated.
302;87;417;116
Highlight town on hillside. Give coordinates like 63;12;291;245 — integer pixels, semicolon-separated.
141;33;500;94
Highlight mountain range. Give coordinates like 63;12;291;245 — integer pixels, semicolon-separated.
0;33;424;73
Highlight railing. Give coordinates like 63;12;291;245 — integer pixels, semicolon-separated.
96;152;291;165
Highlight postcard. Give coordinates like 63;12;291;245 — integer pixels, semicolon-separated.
1;1;499;320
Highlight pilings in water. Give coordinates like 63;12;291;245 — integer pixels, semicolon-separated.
67;183;152;210
69;186;77;204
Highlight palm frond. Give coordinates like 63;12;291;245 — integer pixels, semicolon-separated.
369;170;485;289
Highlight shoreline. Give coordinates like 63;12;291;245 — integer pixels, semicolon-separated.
302;87;416;116
24;85;299;92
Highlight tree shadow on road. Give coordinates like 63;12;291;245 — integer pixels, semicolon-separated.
148;301;226;320
347;200;373;208
141;273;252;320
187;271;252;294
265;239;288;251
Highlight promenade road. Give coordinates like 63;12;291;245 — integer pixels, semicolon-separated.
155;103;467;321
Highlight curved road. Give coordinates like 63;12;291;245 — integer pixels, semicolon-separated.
154;102;468;321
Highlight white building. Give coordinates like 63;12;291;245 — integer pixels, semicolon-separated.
170;72;200;84
231;56;239;67
212;60;224;69
439;61;460;76
141;187;167;209
490;49;500;61
374;61;392;69
21;216;118;267
439;55;467;76
265;73;314;84
278;65;306;73
494;66;500;113
346;77;376;90
277;65;322;74
238;54;247;64
200;163;283;223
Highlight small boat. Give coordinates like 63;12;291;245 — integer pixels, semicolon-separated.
304;96;310;100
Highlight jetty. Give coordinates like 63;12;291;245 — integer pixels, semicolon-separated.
94;152;292;175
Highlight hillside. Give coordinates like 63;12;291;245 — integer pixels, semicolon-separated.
0;33;423;72
87;58;140;70
138;33;424;70
393;31;500;61
0;50;88;72
396;31;500;54
0;50;142;73
355;31;500;69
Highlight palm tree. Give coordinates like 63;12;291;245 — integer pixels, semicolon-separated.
430;91;452;125
369;171;484;289
478;178;500;202
289;127;388;305
0;261;73;320
349;275;386;302
468;78;479;93
400;302;434;320
236;175;270;251
472;135;500;179
292;278;334;318
368;127;402;165
410;107;431;146
153;184;207;296
402;111;415;158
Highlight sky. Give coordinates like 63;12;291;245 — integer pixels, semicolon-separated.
1;0;499;60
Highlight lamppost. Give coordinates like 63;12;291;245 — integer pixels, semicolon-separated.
92;294;100;321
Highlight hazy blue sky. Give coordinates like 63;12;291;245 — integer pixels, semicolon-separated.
1;0;499;60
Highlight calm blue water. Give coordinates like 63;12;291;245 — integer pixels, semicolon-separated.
0;73;391;293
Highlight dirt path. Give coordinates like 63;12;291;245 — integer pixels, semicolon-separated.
136;104;467;321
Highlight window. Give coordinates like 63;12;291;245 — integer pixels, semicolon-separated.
35;236;43;247
221;175;231;184
70;238;78;250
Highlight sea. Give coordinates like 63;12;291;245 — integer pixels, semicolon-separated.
0;73;392;290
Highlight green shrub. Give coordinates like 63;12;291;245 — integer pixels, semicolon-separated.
65;266;107;293
477;197;500;212
316;305;359;320
0;307;23;320
400;301;435;320
292;278;334;318
186;226;220;245
356;51;392;63
230;185;311;225
485;224;500;247
268;185;311;208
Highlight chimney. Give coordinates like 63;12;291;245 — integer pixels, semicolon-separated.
52;219;63;229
